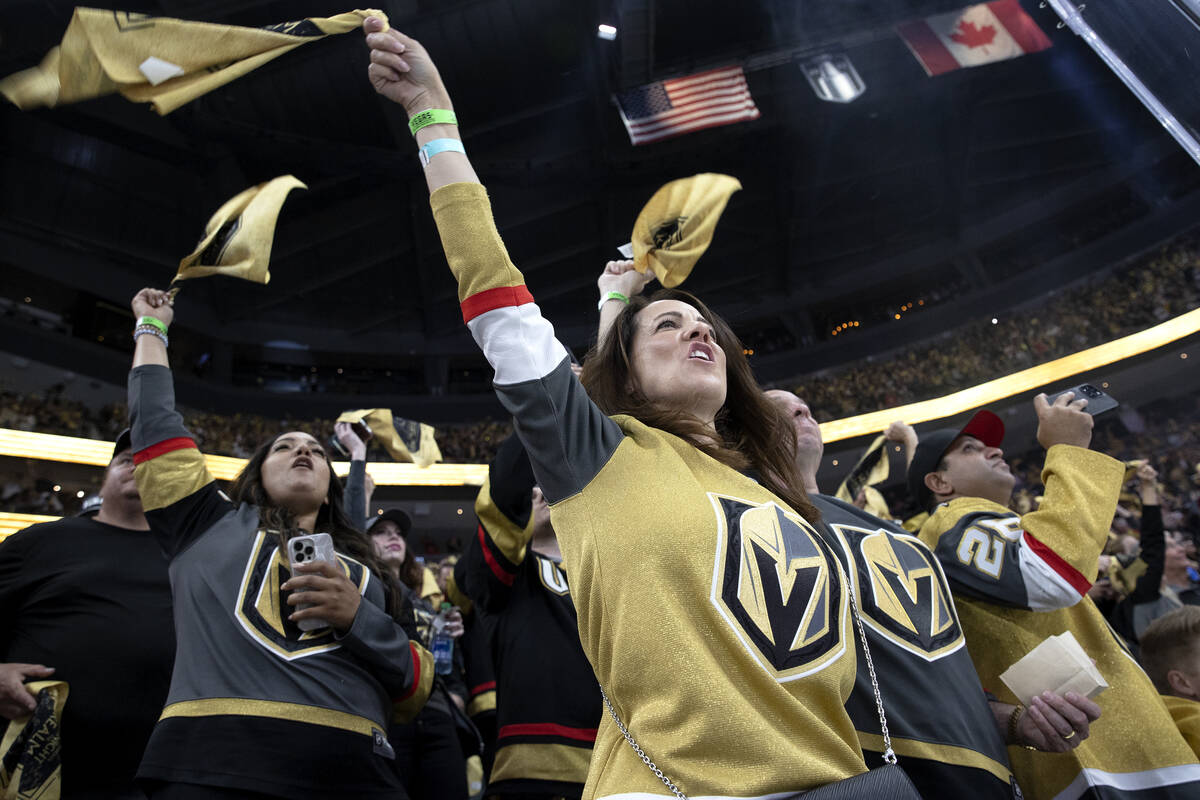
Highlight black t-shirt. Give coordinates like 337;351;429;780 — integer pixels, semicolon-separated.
0;516;174;794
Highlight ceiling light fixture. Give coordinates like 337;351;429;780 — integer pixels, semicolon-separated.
802;54;865;104
597;24;617;41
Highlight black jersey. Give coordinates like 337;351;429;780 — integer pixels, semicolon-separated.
812;494;1017;799
457;433;600;797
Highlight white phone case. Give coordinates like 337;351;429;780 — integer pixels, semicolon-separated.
287;533;338;632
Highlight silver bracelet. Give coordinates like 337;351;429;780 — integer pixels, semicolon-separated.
133;325;169;348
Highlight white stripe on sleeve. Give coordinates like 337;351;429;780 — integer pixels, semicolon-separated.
466;303;569;387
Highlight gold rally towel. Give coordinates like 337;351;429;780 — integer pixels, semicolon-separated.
834;434;892;520
337;409;442;468
0;681;69;800
631;173;741;287
0;8;385;115
173;176;306;289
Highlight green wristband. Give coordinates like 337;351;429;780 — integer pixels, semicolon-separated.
598;291;630;311
408;109;458;136
138;315;168;334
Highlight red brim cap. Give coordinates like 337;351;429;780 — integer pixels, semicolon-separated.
959;410;1005;449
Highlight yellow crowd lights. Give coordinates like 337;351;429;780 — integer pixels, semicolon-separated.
2;307;1197;481
0;512;57;543
818;306;1200;444
0;428;487;486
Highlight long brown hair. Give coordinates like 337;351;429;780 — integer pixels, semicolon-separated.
580;288;819;524
229;432;405;617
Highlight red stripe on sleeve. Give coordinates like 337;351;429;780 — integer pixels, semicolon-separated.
479;524;516;587
460;285;534;323
395;642;423;702
897;19;961;76
988;0;1053;54
497;722;598;743
133;436;197;465
470;681;497;697
1023;531;1091;596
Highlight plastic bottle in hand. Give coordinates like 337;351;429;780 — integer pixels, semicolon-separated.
432;601;455;676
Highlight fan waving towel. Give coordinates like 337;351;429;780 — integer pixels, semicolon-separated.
835;434;893;520
0;7;385;115
0;680;69;800
631;173;741;287
338;409;443;468
172;175;306;290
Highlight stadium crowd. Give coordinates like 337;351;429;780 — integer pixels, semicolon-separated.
795;238;1200;420
4;19;1200;800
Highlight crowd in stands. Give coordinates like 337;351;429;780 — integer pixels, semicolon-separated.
794;238;1200;420
0;384;515;465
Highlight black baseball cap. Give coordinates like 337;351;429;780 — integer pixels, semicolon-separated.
906;410;1005;511
368;508;412;536
78;494;103;517
113;428;132;459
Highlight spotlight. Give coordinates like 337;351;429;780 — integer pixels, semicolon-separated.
802;54;865;104
991;318;998;324
597;24;617;40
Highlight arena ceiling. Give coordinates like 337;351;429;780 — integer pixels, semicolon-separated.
1;0;1198;410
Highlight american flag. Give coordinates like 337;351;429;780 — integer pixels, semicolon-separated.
615;65;760;146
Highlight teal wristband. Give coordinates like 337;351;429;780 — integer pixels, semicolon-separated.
418;138;466;168
408;109;457;136
138;316;168;334
598;291;630;311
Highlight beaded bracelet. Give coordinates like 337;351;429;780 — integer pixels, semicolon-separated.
133;325;169;348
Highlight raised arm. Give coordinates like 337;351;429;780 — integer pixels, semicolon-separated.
128;289;232;557
596;259;654;346
1128;462;1165;603
362;21;623;507
335;421;370;530
923;396;1124;610
363;17;477;193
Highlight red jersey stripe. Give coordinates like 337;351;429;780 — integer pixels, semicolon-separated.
470;680;497;697
497;722;598;742
461;285;534;323
133;436;197;465
1023;531;1091;596
395;642;423;702
479;524;516;587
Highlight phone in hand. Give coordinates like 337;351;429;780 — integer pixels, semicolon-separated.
287;533;338;632
1047;383;1119;416
329;420;373;458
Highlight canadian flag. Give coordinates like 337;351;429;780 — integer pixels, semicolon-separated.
897;0;1052;77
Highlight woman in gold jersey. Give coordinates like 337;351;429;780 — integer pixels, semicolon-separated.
361;18;872;799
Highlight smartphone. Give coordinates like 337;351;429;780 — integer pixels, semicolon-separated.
329;419;373;458
287;533;338;631
1047;383;1119;416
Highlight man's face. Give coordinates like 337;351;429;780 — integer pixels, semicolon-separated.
100;450;141;505
764;390;822;459
933;435;1014;505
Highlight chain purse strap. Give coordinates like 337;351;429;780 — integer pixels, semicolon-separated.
599;570;895;800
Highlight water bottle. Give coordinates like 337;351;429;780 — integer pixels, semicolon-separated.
431;602;455;676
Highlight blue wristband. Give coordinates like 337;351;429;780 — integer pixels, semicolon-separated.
418;138;466;168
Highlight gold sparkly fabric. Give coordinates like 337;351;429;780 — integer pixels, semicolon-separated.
920;447;1200;799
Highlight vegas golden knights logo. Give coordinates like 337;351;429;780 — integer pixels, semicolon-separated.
710;495;847;681
537;556;570;596
234;531;369;660
828;523;963;661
